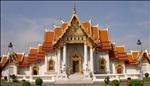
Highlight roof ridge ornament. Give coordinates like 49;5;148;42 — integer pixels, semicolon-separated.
73;3;77;14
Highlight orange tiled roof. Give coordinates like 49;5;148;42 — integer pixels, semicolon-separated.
62;23;68;30
116;46;128;60
131;51;140;59
98;30;111;50
28;48;38;62
43;31;54;52
16;53;24;62
91;26;99;42
109;45;128;61
29;48;38;56
1;56;8;68
10;53;24;66
54;27;63;41
126;54;139;65
82;22;91;34
19;57;30;67
44;31;54;43
36;45;45;60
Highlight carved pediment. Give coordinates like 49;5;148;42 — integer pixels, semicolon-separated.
66;17;84;36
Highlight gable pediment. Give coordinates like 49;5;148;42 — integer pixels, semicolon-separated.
53;12;96;47
136;50;150;63
65;17;85;36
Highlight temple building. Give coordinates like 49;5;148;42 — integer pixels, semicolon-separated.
1;8;150;82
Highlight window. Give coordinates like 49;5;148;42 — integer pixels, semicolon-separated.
32;66;39;75
99;58;106;74
48;59;55;71
116;64;123;74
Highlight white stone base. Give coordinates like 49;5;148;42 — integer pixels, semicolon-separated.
56;73;68;80
83;72;92;80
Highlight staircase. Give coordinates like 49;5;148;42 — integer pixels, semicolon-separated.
69;73;84;80
54;73;94;85
43;83;100;86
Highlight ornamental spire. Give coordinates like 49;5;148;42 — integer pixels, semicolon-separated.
73;3;77;14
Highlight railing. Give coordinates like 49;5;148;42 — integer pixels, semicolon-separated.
16;75;56;82
93;73;141;81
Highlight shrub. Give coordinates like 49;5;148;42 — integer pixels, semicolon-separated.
10;74;18;82
127;77;131;81
4;76;7;80
128;80;142;86
145;73;149;78
110;80;120;86
22;79;26;82
35;77;43;86
11;74;16;79
22;81;31;86
104;76;110;85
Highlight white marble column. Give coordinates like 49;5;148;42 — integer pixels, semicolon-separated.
83;43;91;80
45;56;48;72
84;43;88;71
63;44;67;72
90;46;94;73
57;48;61;74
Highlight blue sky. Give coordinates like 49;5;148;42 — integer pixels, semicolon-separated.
1;1;150;55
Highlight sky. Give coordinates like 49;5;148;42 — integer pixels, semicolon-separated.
1;1;150;55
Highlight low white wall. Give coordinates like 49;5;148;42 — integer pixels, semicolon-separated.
18;67;30;75
126;66;139;74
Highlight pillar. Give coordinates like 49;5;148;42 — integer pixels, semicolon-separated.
84;43;88;71
62;44;67;72
57;48;61;74
90;46;94;73
45;56;48;72
83;43;91;80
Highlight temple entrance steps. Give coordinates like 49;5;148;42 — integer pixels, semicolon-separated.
54;73;93;85
69;73;84;80
43;83;100;86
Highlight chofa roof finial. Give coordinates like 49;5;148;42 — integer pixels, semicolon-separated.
73;3;77;14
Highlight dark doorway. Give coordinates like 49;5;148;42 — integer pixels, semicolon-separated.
33;70;38;75
73;61;79;73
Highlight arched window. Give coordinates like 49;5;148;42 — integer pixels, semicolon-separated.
48;59;55;71
116;64;123;74
99;58;106;74
32;66;39;75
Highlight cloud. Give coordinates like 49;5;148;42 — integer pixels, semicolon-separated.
1;14;58;55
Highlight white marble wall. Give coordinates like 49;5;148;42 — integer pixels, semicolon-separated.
111;61;125;74
45;52;57;74
96;51;110;73
126;66;140;74
18;67;30;75
142;63;150;74
2;63;17;76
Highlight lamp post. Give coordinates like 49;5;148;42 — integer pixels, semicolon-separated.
8;42;13;82
137;40;143;81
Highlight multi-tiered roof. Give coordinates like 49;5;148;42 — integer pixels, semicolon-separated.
1;8;150;69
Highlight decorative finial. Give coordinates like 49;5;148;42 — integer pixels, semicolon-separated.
73;3;77;14
88;17;92;24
